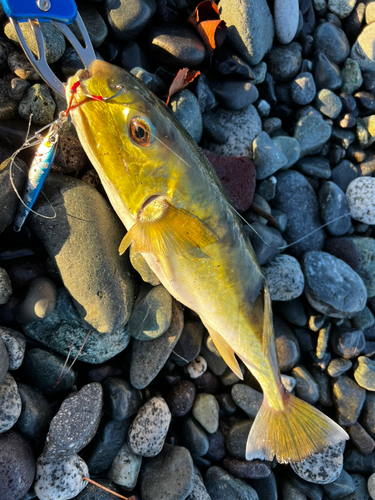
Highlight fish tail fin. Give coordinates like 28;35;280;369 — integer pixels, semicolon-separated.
246;391;349;464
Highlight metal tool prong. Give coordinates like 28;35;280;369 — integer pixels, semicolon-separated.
10;13;96;98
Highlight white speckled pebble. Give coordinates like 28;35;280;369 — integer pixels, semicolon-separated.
187;356;207;379
186;466;212;500
291;442;345;484
274;0;299;44
0;327;26;370
368;472;375;500
0;373;22;432
128;396;171;457
261;254;305;301
107;441;142;489
346;177;375;224
34;454;88;500
0;268;12;305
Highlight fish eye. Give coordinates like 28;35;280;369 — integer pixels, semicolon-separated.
130;117;154;147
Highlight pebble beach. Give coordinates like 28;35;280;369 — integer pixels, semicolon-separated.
0;0;375;498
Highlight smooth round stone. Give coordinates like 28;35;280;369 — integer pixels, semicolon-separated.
187;356;207;379
192;393;219;434
348;422;375;456
356;115;375;148
272;170;325;258
302;251;367;318
206;430;226;461
74;479;122;500
328;0;356;18
226;420;253;459
257;99;271;117
212;46;254;80
341;58;363;94
247;223;283;266
275;297;307;327
130;299;183;389
314;51;342;90
291;443;344;484
148;24;205;67
351;23;375;72
219;0;274;65
369;473;375;500
131;67;166;95
257;177;277;201
128;397;171;457
28;173;135;336
352;306;375;331
222;457;271;479
290;72;316;105
0;430;35;500
16;383;53;440
9;77;30;100
121;40;150;71
261;254;304;301
321;469;356;499
263;116;281;135
202;113;228;145
7;51;40;80
18;84;56;126
189;466;211;500
127;285;172;341
0;328;25;371
274;0;299;44
346;177;375;224
327;358;353;377
43;383;103;461
360;392;375;439
195;74;216;113
21;347;76;394
0;373;21;432
281;375;297;392
294;113;332;157
333;376;366;426
344;449;375;474
331;326;365;358
253;131;288;179
291;365;319;404
107;441;142;488
315;89;342;119
4;21;65;63
203;105;262;157
70;4;108;48
206;466;259;500
102;378;142;421
209;80;258;111
140;444;194;500
170;319;204;365
332;127;356;149
130;249;160;286
181;417;209;457
166;380;196;417
267;42;302;82
251;471;277;500
231;384;262;418
0;268;11;305
318;181;351;236
169;89;202;143
105;0;156;41
85;418;128;476
23;287;132;364
34;454;88;500
354;357;375;390
0;337;8;385
296;155;331;179
331;160;358;191
14;277;57;323
314;22;350;65
281;479;308;500
216;393;237;415
355;91;375;111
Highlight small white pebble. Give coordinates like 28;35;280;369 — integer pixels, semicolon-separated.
187;356;207;379
346;177;375;224
368;472;375;500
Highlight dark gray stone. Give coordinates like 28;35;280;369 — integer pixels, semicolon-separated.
16;383;53;440
291;365;319;404
291;72;316;105
0;336;8;385
327;358;353;377
294;113;332;157
313;22;350;65
0;327;25;371
331;159;359;193
105;0;157;41
0;157;27;236
225;420;253;459
314;51;342;90
332;376;366;426
253;131;288;179
315;89;343;119
169;89;202;143
251;471;277;500
166;380;196;417
246;222;283;266
210;81;259;111
274;317;300;371
74;479;123;500
102;377;142;421
296;156;331;179
231;384;263;418
170;319;204;365
0;373;21;432
205;466;259;500
354;356;375;391
18;84;56;126
318;181;351;236
321;469;355;498
331;326;365;359
131;67;166;95
267;42;302;82
181;417;209;457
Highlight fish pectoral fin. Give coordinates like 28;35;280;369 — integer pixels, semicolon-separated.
119;202;217;256
262;285;274;358
207;326;243;380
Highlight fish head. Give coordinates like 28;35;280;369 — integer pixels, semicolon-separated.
66;60;202;222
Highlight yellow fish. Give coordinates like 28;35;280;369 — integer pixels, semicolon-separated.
67;60;348;463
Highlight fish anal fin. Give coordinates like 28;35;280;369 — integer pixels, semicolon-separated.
207;327;243;380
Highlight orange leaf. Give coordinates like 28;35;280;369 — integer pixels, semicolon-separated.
188;1;227;54
166;68;201;105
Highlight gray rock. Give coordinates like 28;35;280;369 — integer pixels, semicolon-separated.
274;0;299;44
202;105;262;157
296;156;331;179
281;479;308;500
344;449;375;474
28;173;135;335
302;251;367;317
70;4;108;48
130;249;160;286
0;268;12;305
0;337;8;386
341;58;363;94
74;479;122;500
328;0;356;18
333;376;366;426
34;454;88;500
314;51;342;91
102;378;142;421
7;52;40;80
226;420;253;459
107;441;142;488
0;157;27;235
331;160;358;191
131;67;166;96
18;84;56;126
291;365;319;404
140;444;194;500
0;81;18;120
192;393;219;434
231;384;263;418
15;277;57;323
219;0;274;65
346;177;375;224
331;326;365;359
315;89;343;119
210;80;259;111
257;177;277;201
4;21;65;64
0;373;22;432
186;466;211;500
294;114;332;157
351;23;375;72
335;474;368;500
0;327;25;371
357;115;375;148
127;284;172;341
275;297;307;327
267;42;302;82
327;358;353;377
16;383;53;441
253;132;288;179
352;307;375;331
291;443;344;484
128;397;171;457
261;255;304;301
205;466;259;500
169;89;202;144
130;299;184;389
354;357;375;391
43;383;103;460
318;181;351;236
368;473;375;500
23;287;132;364
291;73;316;105
181;417;209;457
322;469;356;499
105;0;157;41
247;222;283;266
314;22;350;65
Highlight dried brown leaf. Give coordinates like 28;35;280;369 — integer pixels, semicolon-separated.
166;68;201;105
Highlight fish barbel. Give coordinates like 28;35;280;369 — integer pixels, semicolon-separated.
67;60;348;463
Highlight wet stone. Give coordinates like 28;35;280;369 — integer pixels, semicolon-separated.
222;457;271;479
331;326;365;359
314;51;342;90
102;377;142;421
332;376;366;426
274;317;300;371
210;80;259;111
128;396;171;457
318;181;351;236
302;251;367;317
166;380;196;417
346;177;375;225
291;72;316;105
290;443;344;484
16;383;53;441
205;466;259;500
225;420;253;459
347;423;375;455
231;384;263;419
0;373;22;433
107;441;142;489
181;416;209;457
331;160;358;192
105;0;157;42
341;58;363;94
315;89;343;119
321;469;356;498
170;319;204;365
267;42;302;82
253;131;288;179
314;22;350;65
291;365;319;404
140;444;194;500
327;358;353;377
247;222;283;266
43;383;103;461
261;254;304;301
354;356;375;390
169;89;202;143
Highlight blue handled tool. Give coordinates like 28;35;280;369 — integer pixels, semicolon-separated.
1;0;78;24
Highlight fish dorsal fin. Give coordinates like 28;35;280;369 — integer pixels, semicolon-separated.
119;200;217;256
262;285;274;358
207;326;243;380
